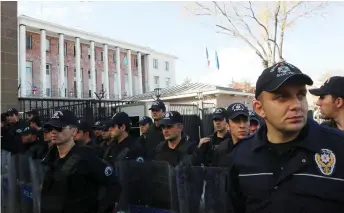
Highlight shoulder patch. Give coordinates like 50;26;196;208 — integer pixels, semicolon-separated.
315;149;336;176
104;166;113;176
136;157;144;163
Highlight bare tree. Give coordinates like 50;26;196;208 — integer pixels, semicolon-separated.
185;1;330;68
182;77;192;85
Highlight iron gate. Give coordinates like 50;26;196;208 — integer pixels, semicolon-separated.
18;97;134;123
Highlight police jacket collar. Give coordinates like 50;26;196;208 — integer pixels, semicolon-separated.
251;119;322;153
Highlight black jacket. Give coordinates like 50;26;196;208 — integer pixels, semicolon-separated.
1;119;27;154
103;135;144;165
144;124;164;160
228;119;344;213
41;145;121;213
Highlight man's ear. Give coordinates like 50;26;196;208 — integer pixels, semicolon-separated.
335;97;344;108
253;98;266;119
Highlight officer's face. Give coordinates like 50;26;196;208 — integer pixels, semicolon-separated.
74;130;87;142
27;114;34;121
21;134;31;143
213;118;227;132
6;114;17;124
228;115;249;141
139;123;149;134
102;130;111;140
43;131;51;142
249;120;259;135
316;94;339;120
50;125;76;145
151;109;164;120
254;83;308;133
94;129;102;137
109;124;124;139
162;123;183;141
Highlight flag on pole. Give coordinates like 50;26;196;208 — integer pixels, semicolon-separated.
215;50;220;70
206;47;210;67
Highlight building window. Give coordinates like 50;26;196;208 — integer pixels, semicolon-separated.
101;51;104;61
154;76;160;87
74;68;76;78
165;77;170;87
113;53;116;64
26;35;32;49
134;57;138;67
73;45;76;57
123;56;128;65
89;90;92;98
153;59;158;69
64;42;67;56
46;64;51;75
64;66;68;77
88;48;91;59
46;39;50;52
165;61;169;71
125;74;129;92
46;88;51;97
88;70;91;79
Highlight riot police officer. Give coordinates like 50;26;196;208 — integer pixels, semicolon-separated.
102;112;144;164
248;110;261;135
75;119;103;157
41;109;121;213
309;76;344;131
145;100;166;160
198;107;230;167
228;62;344;212
2;108;26;154
137;116;153;158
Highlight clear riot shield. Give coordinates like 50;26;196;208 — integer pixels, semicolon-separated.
175;166;231;213
18;153;34;213
29;157;45;213
1;150;17;213
115;160;175;213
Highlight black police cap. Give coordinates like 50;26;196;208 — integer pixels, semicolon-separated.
255;61;313;98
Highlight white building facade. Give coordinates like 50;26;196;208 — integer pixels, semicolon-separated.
18;15;177;99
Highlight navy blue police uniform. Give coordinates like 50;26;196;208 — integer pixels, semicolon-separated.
309;76;344;131
144;100;166;160
228;62;344;213
41;110;121;213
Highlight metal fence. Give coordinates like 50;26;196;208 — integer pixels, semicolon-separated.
201;103;216;137
18;97;134;123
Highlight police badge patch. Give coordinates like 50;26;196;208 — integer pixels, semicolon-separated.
104;166;113;176
314;149;336;176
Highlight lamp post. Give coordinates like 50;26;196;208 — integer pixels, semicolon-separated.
154;88;162;100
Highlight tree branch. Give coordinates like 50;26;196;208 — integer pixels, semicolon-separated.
212;1;268;65
272;1;281;65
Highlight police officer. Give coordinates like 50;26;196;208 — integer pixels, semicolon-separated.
25;109;39;121
20;127;48;159
198;107;230;167
137;116;153;158
248;110;261;135
28;115;44;143
155;111;200;166
145;100;166;160
154;111;202;212
102;112;144;164
228;62;344;212
99;123;112;151
2;108;26;154
75;119;103;157
309;76;344;131
216;103;250;167
93;121;104;145
41;109;121;213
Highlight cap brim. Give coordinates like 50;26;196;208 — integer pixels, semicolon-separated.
250;117;260;122
309;88;327;96
159;119;178;125
149;106;161;110
44;119;67;128
213;115;225;120
266;73;313;93
138;120;149;125
229;112;249;120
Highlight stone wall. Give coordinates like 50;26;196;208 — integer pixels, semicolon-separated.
1;1;18;111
